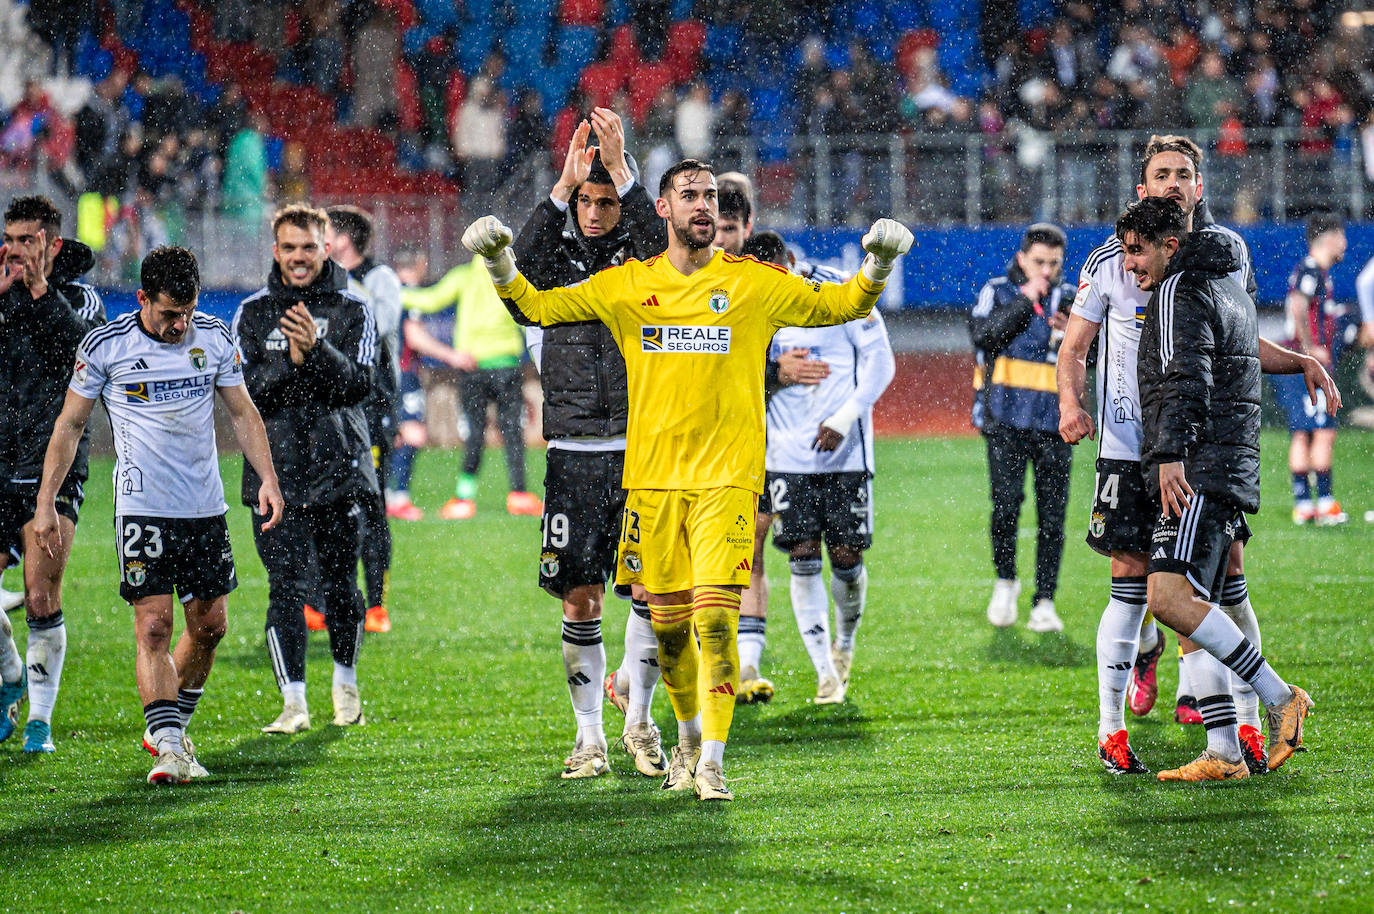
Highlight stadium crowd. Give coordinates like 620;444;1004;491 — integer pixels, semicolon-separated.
2;0;1372;249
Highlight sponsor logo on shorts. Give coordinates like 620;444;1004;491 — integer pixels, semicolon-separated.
623;552;642;573
641;325;731;353
707;289;730;314
540;551;560;578
125;560;147;587
1090;511;1106;538
189;347;207;370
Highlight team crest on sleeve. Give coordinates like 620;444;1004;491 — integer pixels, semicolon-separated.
708;290;730;314
1074;280;1091;310
73;357;88;384
189;347;207;370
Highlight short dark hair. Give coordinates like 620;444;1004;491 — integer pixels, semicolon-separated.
141;246;200;304
4;195;61;234
1139;134;1203;186
718;187;752;225
1115;196;1188;247
326;205;374;256
659;158;714;197
1305;210;1343;245
741;230;787;266
586;153;615;188
1020;222;1066;253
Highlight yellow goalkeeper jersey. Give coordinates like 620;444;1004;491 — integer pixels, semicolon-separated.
496;249;883;492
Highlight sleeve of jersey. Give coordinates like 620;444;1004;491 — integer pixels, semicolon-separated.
1072;260;1107;323
1156;282;1214;463
68;334;106;399
767;267;881;328
215;333;246;388
494;270;611;328
367;268;404;339
849;314;897;409
301;302;375;409
400;266;465;315
1357;258;1374;325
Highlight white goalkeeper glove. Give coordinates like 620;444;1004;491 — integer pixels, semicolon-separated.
461;215;517;284
859;218;914;284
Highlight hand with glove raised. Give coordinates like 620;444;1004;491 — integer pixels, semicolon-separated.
461;216;517;284
859;218;915;284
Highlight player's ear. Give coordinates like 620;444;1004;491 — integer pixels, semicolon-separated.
655;197;670;219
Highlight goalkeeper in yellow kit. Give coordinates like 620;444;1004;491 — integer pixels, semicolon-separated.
463;158;913;801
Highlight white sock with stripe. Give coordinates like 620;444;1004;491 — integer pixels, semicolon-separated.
790;557;836;680
1188;607;1291;708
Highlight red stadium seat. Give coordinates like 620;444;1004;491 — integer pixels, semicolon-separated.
395;60;423;131
608;24;639;70
628;61;673;125
444;70;467;140
560;0;604;26
662;20;705;84
578;61;623;109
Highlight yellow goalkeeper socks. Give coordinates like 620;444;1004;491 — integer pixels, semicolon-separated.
693;586;741;744
651;602;699;725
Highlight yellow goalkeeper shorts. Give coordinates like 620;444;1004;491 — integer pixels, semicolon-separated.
615;487;756;594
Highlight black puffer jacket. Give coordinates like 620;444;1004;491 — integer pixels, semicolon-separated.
511;176;665;439
0;239;105;481
232;260;378;507
1138;231;1261;512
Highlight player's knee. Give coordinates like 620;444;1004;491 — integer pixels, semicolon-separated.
137;612;175;649
190;605;228;646
789;554;823;576
23;586;57;617
828;546;863;571
562;584;603;621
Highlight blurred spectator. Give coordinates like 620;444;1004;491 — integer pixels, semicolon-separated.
27;0;94;76
1184;49;1242;129
222;112;270;226
453;77;507;195
276;140;310;202
794;37;831;123
675;82;714;159
74;72;131;180
504;89;547;182
105;185;171;284
351;2;400;129
631;0;670;61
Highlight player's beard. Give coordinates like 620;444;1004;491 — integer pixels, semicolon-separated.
671;213;716;251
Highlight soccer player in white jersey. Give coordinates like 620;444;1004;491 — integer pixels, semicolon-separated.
33;247;284;784
1058;136;1338;774
747;231;895;704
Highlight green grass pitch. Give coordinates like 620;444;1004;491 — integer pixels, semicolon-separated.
1;431;1371;912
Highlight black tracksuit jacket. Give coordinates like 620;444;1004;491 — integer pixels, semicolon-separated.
232;260;378;507
1138;231;1262;513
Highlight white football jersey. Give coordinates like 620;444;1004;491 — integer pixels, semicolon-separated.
1074;224;1252;461
348;262;403;387
766;310;895;474
70;311;244;518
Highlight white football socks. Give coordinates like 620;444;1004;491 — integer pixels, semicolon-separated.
737;615;766;677
622;604;659;729
25;614;66;724
561;617;605;749
1096;597;1147;740
790;558;836;680
0;609;22;684
700;739;725;767
831;562;867;651
1220;576;1262;729
1189;607;1290;708
332;661;357;689
1181;649;1241;762
282;680;307;709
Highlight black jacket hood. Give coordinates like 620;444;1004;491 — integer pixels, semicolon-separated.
267;258;349;296
51;238;95;285
1168;230;1241;280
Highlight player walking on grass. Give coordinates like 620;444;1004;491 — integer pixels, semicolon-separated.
746;231;895;704
234;204;378;734
464;159;912;801
1272;212;1348;526
512;108;669;780
0;195;105;754
327;206;403;634
1057;136;1337;775
34;246;284;784
1116;196;1312;782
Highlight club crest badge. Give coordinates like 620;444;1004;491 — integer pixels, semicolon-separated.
708;290;729;314
190;347;207;370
